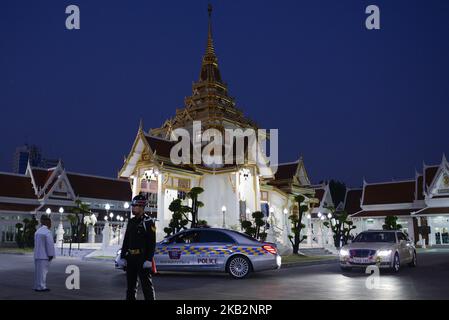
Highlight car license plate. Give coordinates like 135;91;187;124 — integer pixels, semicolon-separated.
352;257;369;264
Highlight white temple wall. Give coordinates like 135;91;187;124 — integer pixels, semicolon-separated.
199;173;240;229
237;169;257;215
266;191;289;245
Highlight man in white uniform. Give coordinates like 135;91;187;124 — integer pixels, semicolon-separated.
33;215;55;292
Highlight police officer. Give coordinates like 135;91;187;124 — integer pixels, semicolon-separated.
117;194;156;300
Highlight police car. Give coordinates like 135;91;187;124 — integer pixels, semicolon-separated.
115;228;282;279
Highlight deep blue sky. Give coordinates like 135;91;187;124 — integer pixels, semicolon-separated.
1;0;448;187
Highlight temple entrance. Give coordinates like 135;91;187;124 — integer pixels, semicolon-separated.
430;216;449;245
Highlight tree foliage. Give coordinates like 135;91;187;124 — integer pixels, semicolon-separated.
241;211;267;241
67;199;90;243
164;198;190;237
15;216;38;248
323;206;356;248
164;187;207;237
288;194;308;254
383;216;402;230
187;187;204;228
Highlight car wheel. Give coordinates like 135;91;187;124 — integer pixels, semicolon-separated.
227;255;251;279
391;253;400;273
408;251;417;267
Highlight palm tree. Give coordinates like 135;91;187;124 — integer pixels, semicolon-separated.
68;200;91;249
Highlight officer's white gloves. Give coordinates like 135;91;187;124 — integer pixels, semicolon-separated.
117;258;127;268
142;260;152;269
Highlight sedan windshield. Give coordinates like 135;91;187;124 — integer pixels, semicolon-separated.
353;232;396;243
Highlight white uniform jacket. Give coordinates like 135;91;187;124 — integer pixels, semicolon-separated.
34;226;55;260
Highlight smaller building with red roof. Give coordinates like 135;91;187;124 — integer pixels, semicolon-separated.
347;154;449;246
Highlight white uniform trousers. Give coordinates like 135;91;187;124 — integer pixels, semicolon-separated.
34;259;50;290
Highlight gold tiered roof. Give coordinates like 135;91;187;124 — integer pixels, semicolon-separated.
150;4;257;138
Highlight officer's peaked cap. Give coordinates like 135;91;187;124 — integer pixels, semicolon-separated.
131;194;147;207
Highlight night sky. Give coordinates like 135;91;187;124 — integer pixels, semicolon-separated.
1;0;448;187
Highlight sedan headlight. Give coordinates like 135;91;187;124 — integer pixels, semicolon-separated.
377;249;392;257
339;249;350;256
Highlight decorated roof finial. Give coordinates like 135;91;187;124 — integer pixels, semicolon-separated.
208;3;213;17
139;118;144;132
205;3;216;57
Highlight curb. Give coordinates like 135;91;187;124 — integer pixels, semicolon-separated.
83;257;115;263
281;258;339;269
0;252;33;256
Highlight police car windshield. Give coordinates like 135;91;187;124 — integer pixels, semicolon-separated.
164;230;236;244
353;232;396;243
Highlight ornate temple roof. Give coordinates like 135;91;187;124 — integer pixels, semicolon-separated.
362;180;416;206
150;5;258;138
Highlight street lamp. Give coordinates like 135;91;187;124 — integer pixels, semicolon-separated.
116;215;122;244
56;207;65;247
109;212;114;219
58;207;64;223
46;208;51;215
124;202;130;210
327;213;332;219
221;206;227;228
105;203;111;211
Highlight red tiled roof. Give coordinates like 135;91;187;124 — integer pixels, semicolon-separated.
31;168;54;189
424;166;438;188
0;202;39;212
67;173;131;201
352;209;413;217
344;189;362;214
416;175;424;200
145;135;176;159
314;188;325;202
415;207;449;215
0;173;36;199
273;163;298;181
362;181;415;205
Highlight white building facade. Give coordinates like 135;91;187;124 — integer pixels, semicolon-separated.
118;9;321;252
0;161;131;246
348;155;449;247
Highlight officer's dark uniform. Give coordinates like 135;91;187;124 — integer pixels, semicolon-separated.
121;196;156;300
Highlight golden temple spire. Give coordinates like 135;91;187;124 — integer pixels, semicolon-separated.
206;4;215;57
198;3;222;84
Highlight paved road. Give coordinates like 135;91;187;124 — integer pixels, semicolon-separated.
1;249;449;300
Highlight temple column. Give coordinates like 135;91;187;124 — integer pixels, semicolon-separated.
317;222;323;247
417;217;426;248
427;216;434;246
306;217;313;246
156;173;165;241
254;173;261;211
